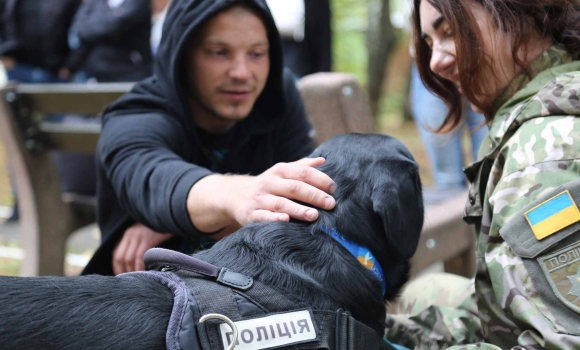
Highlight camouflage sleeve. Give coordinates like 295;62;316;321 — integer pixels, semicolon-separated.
384;273;484;350
480;113;580;348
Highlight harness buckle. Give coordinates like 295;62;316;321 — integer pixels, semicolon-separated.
199;313;239;350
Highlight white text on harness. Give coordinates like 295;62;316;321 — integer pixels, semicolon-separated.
219;310;317;350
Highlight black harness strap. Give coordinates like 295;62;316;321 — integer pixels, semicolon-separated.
144;248;382;350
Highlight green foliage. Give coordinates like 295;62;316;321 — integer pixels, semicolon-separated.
331;0;369;85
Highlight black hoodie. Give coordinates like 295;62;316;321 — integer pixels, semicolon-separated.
83;0;314;275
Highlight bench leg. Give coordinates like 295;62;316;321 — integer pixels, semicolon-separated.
443;226;476;278
17;160;75;276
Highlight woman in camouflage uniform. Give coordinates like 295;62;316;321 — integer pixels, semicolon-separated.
386;1;580;349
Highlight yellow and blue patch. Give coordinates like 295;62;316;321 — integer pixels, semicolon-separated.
525;191;580;240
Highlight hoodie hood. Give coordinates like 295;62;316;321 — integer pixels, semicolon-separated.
103;0;285;134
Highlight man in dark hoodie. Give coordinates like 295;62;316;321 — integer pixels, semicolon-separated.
83;0;337;276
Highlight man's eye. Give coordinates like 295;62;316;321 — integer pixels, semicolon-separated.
250;51;266;59
210;50;227;56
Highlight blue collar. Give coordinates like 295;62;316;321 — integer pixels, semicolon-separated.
320;226;387;295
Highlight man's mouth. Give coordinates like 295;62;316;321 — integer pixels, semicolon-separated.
221;89;252;102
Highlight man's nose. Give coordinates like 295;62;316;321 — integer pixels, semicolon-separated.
229;54;251;80
430;48;455;79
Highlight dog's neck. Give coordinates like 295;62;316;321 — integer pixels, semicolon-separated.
194;221;387;334
319;225;386;295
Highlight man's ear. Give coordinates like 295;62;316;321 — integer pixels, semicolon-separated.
370;160;424;259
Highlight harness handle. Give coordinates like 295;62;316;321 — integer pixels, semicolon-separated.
199;313;238;350
144;248;253;290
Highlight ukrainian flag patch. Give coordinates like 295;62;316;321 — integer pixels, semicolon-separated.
525;191;580;240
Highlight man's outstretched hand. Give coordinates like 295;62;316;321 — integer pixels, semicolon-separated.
188;157;337;232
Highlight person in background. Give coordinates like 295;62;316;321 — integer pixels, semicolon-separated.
265;0;332;77
61;0;152;83
46;0;155;203
0;0;82;221
411;62;488;204
0;0;81;83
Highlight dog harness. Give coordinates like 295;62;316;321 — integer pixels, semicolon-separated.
124;248;383;350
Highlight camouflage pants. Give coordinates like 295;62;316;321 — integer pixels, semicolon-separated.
384;273;484;350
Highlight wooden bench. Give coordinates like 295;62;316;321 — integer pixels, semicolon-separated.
0;83;131;276
0;73;475;278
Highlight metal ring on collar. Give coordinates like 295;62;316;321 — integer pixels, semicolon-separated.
199;313;238;350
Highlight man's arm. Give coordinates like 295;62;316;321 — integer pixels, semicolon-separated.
100;111;336;236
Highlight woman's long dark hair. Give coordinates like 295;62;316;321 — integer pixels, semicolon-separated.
413;0;580;131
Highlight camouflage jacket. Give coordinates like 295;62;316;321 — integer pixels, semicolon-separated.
459;45;580;349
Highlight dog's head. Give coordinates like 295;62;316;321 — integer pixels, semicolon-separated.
197;133;423;334
309;133;424;301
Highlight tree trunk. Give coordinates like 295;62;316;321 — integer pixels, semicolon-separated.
367;0;397;119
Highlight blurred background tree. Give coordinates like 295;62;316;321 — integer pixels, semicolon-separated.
332;0;411;125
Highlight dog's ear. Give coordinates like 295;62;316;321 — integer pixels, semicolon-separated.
370;159;423;259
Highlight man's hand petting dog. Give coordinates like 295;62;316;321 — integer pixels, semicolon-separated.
187;157;337;232
113;223;172;275
113;158;335;275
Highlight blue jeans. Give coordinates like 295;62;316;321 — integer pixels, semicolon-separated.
6;64;65;83
410;64;488;189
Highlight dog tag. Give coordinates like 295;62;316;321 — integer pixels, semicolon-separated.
219;309;317;350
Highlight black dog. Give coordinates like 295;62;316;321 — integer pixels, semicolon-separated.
0;133;423;350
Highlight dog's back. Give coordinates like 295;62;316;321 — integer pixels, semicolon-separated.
0;275;173;350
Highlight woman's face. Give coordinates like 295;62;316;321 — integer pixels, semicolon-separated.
419;0;518;113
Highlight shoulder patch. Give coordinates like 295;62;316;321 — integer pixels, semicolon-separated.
538;241;580;313
525;190;580;240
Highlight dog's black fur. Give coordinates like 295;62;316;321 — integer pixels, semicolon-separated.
0;133;423;350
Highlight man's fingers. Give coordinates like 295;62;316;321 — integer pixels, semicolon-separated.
123;237;138;273
275;179;335;210
262;196;320;222
249;209;290;224
294;157;326;167
113;237;129;275
134;243;149;272
281;163;336;196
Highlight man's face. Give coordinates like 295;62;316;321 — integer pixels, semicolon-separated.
186;6;270;133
